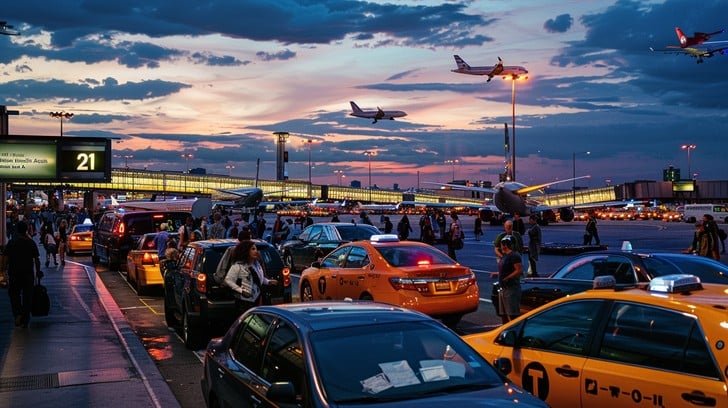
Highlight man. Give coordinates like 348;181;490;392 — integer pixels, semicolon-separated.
526;215;542;277
154;223;170;261
494;220;523;264
209;213;226;240
702;214;721;260
686;221;715;258
497;236;522;324
512;212;525;236
271;214;285;245
584;213;600;245
4;221;42;328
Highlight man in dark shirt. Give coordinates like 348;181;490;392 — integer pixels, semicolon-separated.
5;221;42;328
497;235;522;324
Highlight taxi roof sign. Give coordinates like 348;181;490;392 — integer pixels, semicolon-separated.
593;275;616;289
648;274;703;293
370;234;399;243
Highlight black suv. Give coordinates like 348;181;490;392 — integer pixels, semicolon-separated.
163;239;291;349
92;210;189;270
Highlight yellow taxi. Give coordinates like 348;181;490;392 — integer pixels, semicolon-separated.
299;234;479;328
66;221;94;255
126;232;177;295
463;275;728;408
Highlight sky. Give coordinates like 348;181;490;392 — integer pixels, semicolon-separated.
1;0;727;191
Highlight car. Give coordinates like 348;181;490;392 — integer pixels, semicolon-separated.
125;232;178;295
465;275;728;408
491;249;728;315
66;222;94;255
92;210;190;270
163;238;291;349
279;222;380;273
201;302;548;408
299;235;479;328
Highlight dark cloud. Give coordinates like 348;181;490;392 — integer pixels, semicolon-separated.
386;69;420;81
256;49;296;61
69;113;134;124
190;52;249;66
543;13;573;33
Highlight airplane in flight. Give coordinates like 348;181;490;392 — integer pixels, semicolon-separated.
349;101;407;124
451;55;528;82
0;21;19;36
650;27;728;63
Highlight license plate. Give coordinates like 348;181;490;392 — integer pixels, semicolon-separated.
434;282;450;291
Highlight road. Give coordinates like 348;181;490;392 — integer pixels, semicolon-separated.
75;216;706;407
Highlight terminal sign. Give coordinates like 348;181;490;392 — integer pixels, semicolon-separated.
59;137;111;182
0;138;57;181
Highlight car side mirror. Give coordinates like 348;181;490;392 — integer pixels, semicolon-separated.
495;328;518;347
267;381;297;405
311;261;321;268
493;357;512;375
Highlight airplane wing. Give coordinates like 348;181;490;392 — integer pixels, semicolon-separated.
515;175;591;195
424;182;496;194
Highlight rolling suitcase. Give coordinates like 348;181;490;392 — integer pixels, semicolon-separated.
32;277;50;317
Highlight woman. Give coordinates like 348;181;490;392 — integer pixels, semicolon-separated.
57;219;68;266
397;215;413;240
224;241;278;313
41;220;57;267
447;213;464;261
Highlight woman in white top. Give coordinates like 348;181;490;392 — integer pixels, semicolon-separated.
224;240;278;311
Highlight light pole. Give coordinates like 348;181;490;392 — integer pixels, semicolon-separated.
307;139;313;197
49;111;73;137
364;151;376;201
444;159;460;181
572;151;590;207
507;74;526;181
123;154;133;169
225;164;235;176
334;170;345;186
181;153;193;192
681;144;696;180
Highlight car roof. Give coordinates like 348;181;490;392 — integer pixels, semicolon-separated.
253;302;432;332
188;238;272;249
308;222;379;228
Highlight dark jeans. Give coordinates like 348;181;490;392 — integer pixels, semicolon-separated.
8;273;34;323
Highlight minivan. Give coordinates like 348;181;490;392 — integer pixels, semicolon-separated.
682;203;728;224
92;210;190;270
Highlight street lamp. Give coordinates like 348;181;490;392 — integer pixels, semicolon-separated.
506;74;527;181
444;159;460;181
364;151;376;201
573;151;590;207
334;170;345;186
181;153;193;192
307;139;313;197
49;111;73;137
225;164;235;176
681;144;696;179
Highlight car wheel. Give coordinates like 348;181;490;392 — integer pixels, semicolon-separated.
108;247;120;270
442;314;463;329
164;290;178;327
300;281;313;302
182;306;204;350
91;247;99;265
285;253;296;274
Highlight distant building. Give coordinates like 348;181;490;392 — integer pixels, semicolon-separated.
351;180;362;188
189;167;207;175
393;183;399;191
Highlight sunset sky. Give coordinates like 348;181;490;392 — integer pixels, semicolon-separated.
1;0;726;190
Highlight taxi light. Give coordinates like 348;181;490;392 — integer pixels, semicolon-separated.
593;275;616;289
282;267;291;287
389;277;429;293
621;241;633;251
416;260;430;266
153;214;164;219
370;234;399;243
648;274;702;293
196;273;207;293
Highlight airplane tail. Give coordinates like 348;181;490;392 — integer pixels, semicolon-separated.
350;101;363;113
675;27;687;46
453;55;470;70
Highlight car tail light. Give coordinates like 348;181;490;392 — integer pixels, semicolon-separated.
456;273;477;290
142;252;157;265
70;235;80;241
282;267;291;287
113;222;126;236
389;277;430;293
416;260;430;267
196;273;207;293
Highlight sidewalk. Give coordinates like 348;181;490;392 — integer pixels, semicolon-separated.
0;254;180;407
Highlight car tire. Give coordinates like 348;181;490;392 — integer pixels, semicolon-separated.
164;290;178;327
182;306;204;350
284;253;296;274
108;247;120;270
300;281;313;302
91;247;99;265
442;314;463;329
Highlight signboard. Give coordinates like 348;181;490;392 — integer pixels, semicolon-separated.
0;136;111;182
673;180;695;192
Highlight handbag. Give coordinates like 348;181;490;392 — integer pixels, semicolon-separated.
452;237;464;250
32;277;50;317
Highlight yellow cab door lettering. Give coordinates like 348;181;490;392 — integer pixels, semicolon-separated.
337;246;369;299
318;246;351;300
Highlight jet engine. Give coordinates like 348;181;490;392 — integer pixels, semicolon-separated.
559;207;575;222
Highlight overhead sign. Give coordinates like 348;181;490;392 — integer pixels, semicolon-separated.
0;136;112;182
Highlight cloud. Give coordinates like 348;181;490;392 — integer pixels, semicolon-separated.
543;13;573;33
256;49;296;61
386;69;420;81
190;52;250;66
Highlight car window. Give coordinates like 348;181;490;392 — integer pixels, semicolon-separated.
653;255;728;284
258;245;284;275
261;321;305;399
322;247;350;268
180;247;196;270
140;235;157;250
336;225;379;241
203;246;231;276
376;245;455;267
519;300;603;355
126;215;154;235
640;256;682;279
72;224;93;233
345;247;369;268
308;225;324;241
298;227;311;241
231;312;276;375
98;214;114;232
556;255;605;280
598;302;720;378
606;256;636;284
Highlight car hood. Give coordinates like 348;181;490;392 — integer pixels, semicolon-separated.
334;385;545;407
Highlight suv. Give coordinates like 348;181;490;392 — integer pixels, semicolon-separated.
163;239;291;349
92;210;189;270
279;222;380;273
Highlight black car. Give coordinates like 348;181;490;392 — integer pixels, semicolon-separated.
279;222;380;273
492;251;728;315
163;239;291;349
201;302;547;408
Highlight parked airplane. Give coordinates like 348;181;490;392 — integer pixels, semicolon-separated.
349;101;407;124
451;55;528;82
309;198;347;210
0;21;19;36
650;27;728;63
355;201;400;212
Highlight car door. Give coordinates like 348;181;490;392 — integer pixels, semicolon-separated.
174;246;198;311
336;246;370;300
254;319;306;406
498;300;606;407
310;246;351;300
582;302;726;408
297;225;325;269
94;213;115;262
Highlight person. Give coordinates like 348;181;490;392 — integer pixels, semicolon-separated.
254;213;267;240
447;213;464;261
198;215;209;240
304;213;314;227
154;223;170;261
512;212;525;236
718;227;727;254
494;220;523;265
360;212;373;226
271;214;286;245
685;221;715;258
223;240;278;312
702;214;721;260
584;213;600;245
526;214;542;277
436;212;447;241
397;215;413;240
474;215;483;241
420;215;435;245
331;213;340;222
42;222;58;267
208;213;226;239
497;235;522;324
4;221;42;328
383;216;393;234
57;218;68;266
161;247;180;279
178;216;195;249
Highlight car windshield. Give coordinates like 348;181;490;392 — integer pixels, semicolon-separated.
647;254;728;284
335;225;380;241
375;245;455;267
310;321;503;403
72;224;93;233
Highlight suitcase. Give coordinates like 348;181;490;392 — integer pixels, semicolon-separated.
32;281;50;317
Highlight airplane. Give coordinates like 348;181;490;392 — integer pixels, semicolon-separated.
0;21;20;36
650;27;728;63
349;101;407;124
309;198;347;210
451;55;528;82
354;201;400;213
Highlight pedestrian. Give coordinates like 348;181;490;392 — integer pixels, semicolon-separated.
254;213;267;240
223;240;278;312
685;221;715;258
497;235;523;324
383;216;393;234
57;218;68;266
447;213;464;261
199;215;209;240
494;220;523;265
304;213;314;227
512;212;525;236
526;214;542;277
41;221;58;267
4;221;42;328
420;216;435;245
474;215;483;241
154;223;170;261
331;213;340;222
436;211;447;241
397;215;413;240
271;214;285;245
178;216;195;249
702;214;721;260
360;212;373;225
718;227;727;254
584;213;600;245
209;213;226;239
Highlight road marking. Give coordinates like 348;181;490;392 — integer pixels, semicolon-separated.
479;297;493;303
